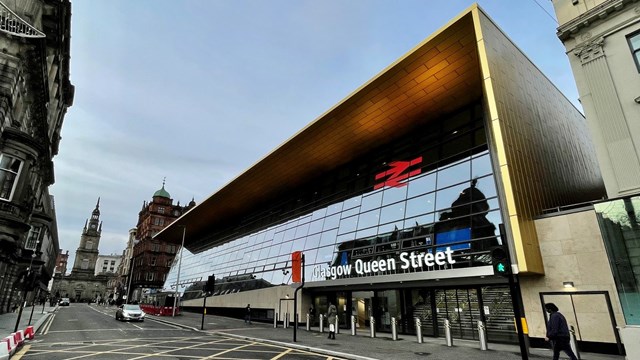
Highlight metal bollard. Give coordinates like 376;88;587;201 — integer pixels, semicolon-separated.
391;317;398;341
370;316;376;338
478;320;488;350
306;313;310;331
335;316;340;334
570;326;581;359
274;312;278;328
285;313;289;328
415;318;423;343
444;319;453;346
351;315;357;336
319;314;324;333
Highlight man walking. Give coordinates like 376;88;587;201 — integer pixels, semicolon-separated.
544;303;578;360
245;304;251;324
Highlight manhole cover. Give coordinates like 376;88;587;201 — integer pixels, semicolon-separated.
414;352;430;356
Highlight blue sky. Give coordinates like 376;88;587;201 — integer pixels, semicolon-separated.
50;0;577;268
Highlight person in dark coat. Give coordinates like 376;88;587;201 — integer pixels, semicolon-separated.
544;303;578;360
245;304;251;324
326;302;337;339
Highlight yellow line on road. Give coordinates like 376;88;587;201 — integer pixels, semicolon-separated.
271;348;292;359
12;344;30;359
42;313;55;335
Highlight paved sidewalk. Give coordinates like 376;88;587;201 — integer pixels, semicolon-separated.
147;310;626;360
0;303;57;341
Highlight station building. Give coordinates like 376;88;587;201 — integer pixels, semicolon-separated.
157;5;625;353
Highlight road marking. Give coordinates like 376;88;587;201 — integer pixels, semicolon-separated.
68;319;78;321
131;323;143;329
42;313;55;335
12;344;30;359
271;348;293;359
203;341;256;359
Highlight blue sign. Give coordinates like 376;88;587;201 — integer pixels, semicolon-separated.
435;228;471;252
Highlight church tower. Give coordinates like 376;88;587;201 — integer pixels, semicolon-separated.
70;198;103;277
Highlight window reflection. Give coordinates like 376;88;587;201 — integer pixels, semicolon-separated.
408;173;436;198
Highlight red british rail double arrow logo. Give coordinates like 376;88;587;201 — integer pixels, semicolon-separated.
374;156;422;190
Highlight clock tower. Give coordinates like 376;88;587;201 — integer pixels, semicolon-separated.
70;198;103;277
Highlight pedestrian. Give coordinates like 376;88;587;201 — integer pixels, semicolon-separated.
245;304;251;324
326;301;337;340
544;303;578;360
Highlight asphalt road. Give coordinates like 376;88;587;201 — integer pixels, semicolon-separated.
12;304;347;359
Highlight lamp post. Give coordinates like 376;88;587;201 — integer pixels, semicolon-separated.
15;248;38;332
172;225;186;317
126;240;140;304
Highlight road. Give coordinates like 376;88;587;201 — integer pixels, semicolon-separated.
13;304;347;360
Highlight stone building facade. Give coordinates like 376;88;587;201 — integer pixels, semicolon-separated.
51;200;107;302
0;0;74;313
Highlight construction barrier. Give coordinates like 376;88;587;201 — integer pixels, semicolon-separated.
0;338;10;359
24;325;35;340
1;336;13;355
4;335;16;353
12;331;23;347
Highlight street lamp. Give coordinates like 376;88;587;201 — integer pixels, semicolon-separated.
126;239;140;304
172;225;186;317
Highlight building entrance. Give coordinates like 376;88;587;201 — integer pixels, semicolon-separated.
312;285;517;343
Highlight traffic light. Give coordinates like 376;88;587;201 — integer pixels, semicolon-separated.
205;274;215;292
491;246;510;277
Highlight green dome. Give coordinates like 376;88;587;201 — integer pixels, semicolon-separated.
153;185;171;199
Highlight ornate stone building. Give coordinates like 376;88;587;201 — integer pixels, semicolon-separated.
0;0;74;313
51;200;108;302
129;183;195;302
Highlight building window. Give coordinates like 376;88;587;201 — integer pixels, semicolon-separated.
153;217;164;226
152;243;160;252
25;226;42;250
110;260;116;265
151;257;156;266
0;154;22;201
158;207;165;214
147;272;154;281
81;259;89;270
629;31;640;72
86;240;93;250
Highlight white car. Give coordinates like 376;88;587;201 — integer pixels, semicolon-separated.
115;304;145;322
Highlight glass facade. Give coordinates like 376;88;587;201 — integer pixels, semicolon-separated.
165;102;504;292
594;196;640;325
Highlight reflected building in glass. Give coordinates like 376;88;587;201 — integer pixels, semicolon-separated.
156;5;610;348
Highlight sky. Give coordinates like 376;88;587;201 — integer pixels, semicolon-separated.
50;0;578;271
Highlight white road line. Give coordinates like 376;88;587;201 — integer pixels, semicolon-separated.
42;313;55;335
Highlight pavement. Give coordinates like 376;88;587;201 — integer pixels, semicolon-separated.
0;303;57;344
147;310;627;360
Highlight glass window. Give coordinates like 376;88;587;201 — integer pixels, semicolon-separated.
343;195;362;210
361;191;383;212
326;202;343;216
338;215;358;234
25;226;42;250
304;233;321;249
279;241;294;255
406;193;435;218
435;183;468;211
379;202;405;225
437;160;470;189
382;185;407;206
283;227;296;241
295;222;310;239
0;154;21;201
378;220;404;235
322;214;340;230
629;31;640;72
475;175;498;199
308;219;324;235
408;173;435;198
311;207;327;220
356;226;378;239
471;152;493;178
316;245;335;266
319;228;338;247
356;210;379;231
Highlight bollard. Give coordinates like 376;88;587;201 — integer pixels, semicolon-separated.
274;312;278;328
335;315;340;334
284;313;289;328
351;315;357;336
478;320;488;350
570;326;581;359
370;316;376;338
415;318;423;343
306;313;310;331
391;317;398;340
319;314;324;333
444;319;453;346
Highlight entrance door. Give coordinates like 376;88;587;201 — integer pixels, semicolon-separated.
352;291;374;330
434;288;481;340
375;290;401;332
407;289;435;336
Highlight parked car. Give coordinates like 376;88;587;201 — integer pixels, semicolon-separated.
59;298;70;306
115;304;145;322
